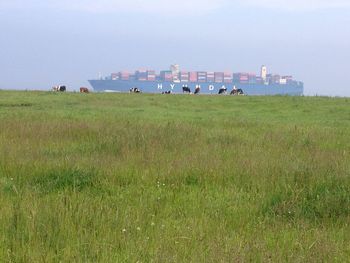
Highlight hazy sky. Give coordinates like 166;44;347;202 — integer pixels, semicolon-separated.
0;0;349;96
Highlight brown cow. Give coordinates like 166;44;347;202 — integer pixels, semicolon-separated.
80;87;89;93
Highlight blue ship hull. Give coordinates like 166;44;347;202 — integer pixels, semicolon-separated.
88;79;304;95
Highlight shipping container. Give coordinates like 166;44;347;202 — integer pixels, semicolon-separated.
111;73;119;80
136;70;148;81
279;79;287;84
197;72;207;82
271;75;281;84
160;70;173;81
180;71;189;82
189;72;198;82
248;74;257;84
206;72;215;82
146;70;156;81
215;72;224;83
282;76;293;81
120;71;130;80
223;72;232;83
232;73;239;82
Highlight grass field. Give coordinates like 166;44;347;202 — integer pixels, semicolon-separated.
0;90;349;262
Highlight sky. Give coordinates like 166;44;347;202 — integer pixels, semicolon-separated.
0;0;349;96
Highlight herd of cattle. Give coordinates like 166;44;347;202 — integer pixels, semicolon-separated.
130;86;244;95
52;86;89;93
52;85;244;95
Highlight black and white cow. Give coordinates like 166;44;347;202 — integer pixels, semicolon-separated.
230;88;244;95
182;86;191;93
130;87;141;93
218;87;227;94
52;85;66;92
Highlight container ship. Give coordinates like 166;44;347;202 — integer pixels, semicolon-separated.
88;65;304;95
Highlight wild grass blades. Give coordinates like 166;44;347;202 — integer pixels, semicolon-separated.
0;90;349;262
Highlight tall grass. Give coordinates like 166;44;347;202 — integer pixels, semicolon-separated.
0;91;349;262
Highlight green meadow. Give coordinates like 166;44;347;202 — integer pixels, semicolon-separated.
0;90;349;262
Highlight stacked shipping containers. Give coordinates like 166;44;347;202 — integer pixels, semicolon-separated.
161;71;173;82
248;73;257;84
111;73;119;80
232;73;240;82
239;73;249;84
136;70;148;81
256;76;263;84
207;72;215;82
282;76;293;84
147;70;156;81
180;71;189;82
120;71;130;81
113;66;284;85
189;72;198;82
215;72;224;83
271;75;281;84
224;72;233;83
197;71;207;83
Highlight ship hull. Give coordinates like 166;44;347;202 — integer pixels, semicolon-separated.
88;80;304;96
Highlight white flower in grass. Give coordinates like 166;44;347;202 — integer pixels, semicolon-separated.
122;229;127;233
137;227;141;231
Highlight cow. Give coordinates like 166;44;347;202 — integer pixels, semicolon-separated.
218;87;227;94
52;85;66;92
130;87;141;93
182;86;191;93
230;88;244;95
194;87;200;94
80;87;89;93
162;91;172;94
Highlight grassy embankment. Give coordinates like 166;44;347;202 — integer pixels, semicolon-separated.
0;90;349;262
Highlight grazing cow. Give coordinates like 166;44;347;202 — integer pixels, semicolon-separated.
182;86;191;93
218;87;227;94
52;85;66;92
194;87;200;94
80;87;89;93
130;87;141;93
162;91;172;94
230;88;244;95
59;86;66;92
